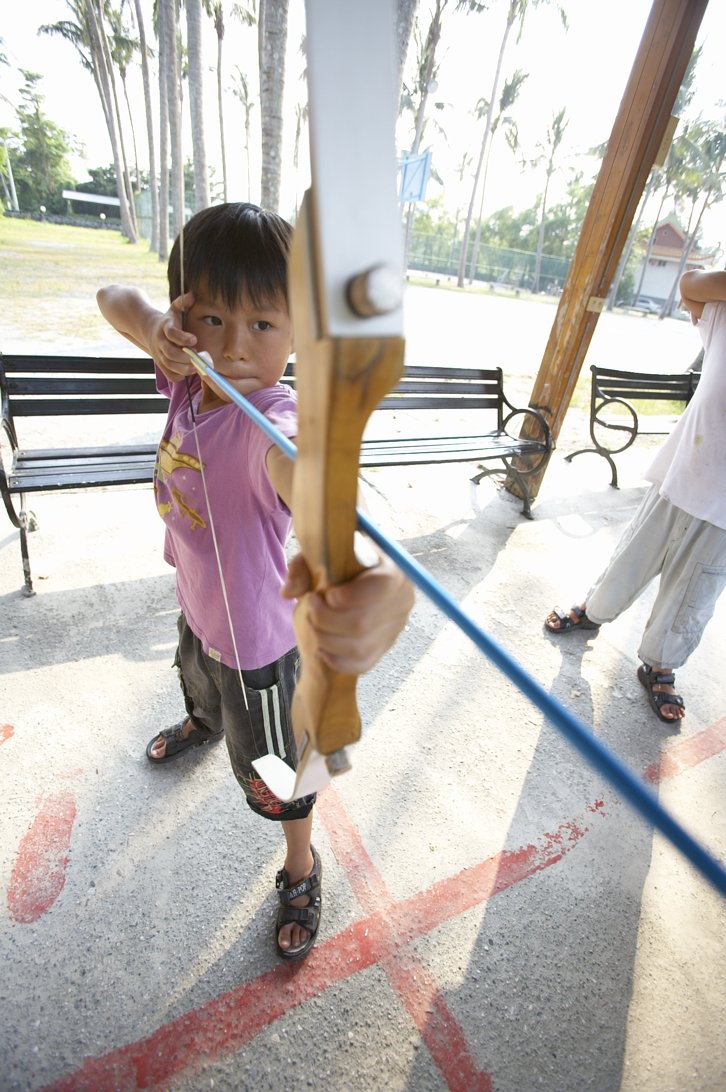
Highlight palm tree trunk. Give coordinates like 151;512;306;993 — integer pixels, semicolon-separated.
133;0;159;252
186;0;210;211
396;0;418;101
161;0;184;239
82;0;138;242
456;8;513;287
216;22;228;202
258;0;289;212
157;0;170;262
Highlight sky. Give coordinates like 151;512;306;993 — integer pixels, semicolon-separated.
1;0;724;252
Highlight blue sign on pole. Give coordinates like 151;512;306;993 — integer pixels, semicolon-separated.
399;150;432;202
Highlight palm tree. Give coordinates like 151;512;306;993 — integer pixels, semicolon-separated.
396;0;419;102
106;3;140;193
530;106;568;293
258;0;289;211
159;0;184;240
131;0;159;251
467;69;526;282
186;0;209;211
455;0;566;287
231;65;256;201
400;0;448;265
661;118;726;316
156;0;170;260
212;3;256;203
39;0;138;241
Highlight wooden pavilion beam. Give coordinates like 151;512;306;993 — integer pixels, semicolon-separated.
519;0;708;500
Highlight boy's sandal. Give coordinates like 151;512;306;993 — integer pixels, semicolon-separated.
145;719;224;764
545;605;600;634
275;845;322;961
637;664;685;722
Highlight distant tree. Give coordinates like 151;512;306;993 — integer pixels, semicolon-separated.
258;0;288;211
8;70;74;213
231;65;256;202
0;128;20;211
186;0;210;211
661;116;726;315
467;68;527;281
396;0;419;102
39;0;138;241
455;0;567;287
213;3;256;203
400;0;449;265
106;2;140;193
158;0;184;240
131;0;159;252
529;106;568;292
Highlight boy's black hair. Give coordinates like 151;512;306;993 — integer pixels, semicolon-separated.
167;203;293;309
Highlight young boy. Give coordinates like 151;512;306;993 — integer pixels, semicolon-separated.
97;202;413;960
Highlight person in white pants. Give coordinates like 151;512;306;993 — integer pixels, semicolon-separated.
545;268;726;723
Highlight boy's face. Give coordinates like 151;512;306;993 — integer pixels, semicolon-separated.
186;280;293;406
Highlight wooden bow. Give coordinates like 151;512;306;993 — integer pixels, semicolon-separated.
251;0;405;799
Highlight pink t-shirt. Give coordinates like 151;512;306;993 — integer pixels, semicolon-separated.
154;370;298;669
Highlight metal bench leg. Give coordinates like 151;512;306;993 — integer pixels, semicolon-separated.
565;448;619;488
18;510;37;597
471;466;534;518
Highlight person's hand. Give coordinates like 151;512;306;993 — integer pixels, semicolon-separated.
149;292;200;381
282;550;414;674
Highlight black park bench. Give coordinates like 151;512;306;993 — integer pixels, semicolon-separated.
565;364;700;487
1;353;551;595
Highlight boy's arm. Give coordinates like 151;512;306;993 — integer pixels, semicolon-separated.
96;285;198;382
679;270;726;322
266;443;414;674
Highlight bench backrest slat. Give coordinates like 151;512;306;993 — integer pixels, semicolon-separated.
11;398;168;416
1;355;156;375
2;354;507;422
592;365;700;403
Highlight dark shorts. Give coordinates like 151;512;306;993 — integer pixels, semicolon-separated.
173;613;315;821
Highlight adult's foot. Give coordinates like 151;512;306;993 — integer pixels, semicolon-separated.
545;604;600;634
637;664;686;722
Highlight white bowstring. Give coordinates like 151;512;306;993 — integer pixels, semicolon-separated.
179;215;249;711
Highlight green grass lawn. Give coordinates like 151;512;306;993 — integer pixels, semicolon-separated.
0;215;170;349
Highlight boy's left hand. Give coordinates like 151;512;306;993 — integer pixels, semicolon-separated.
283;552;414;674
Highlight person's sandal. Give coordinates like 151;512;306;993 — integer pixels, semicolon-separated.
637;664;685;722
145;719;224;763
275;845;322;961
545;605;600;634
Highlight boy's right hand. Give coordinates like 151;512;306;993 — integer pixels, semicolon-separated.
150;292;200;382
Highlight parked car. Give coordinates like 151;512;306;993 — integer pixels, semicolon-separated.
632;295;661;314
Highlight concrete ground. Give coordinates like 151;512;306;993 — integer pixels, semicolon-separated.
1;292;724;1090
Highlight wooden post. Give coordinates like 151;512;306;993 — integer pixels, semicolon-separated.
515;0;708;500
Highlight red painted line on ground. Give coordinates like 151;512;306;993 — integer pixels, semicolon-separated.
319;788;493;1091
43;714;726;1091
7;792;77;924
0;722;14;745
644;715;726;783
47;801;594;1091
